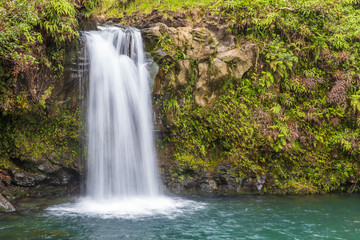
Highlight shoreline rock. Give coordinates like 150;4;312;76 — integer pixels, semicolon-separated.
0;194;16;212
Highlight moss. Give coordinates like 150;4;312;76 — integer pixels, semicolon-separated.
0;102;81;172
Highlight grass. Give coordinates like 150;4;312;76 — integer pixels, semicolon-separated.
105;0;217;17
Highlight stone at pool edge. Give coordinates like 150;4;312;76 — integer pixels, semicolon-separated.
0;193;16;212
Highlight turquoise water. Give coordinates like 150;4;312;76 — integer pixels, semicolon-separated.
0;194;359;239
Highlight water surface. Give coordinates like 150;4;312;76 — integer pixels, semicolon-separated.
0;194;359;239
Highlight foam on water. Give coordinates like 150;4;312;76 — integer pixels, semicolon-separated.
48;197;205;219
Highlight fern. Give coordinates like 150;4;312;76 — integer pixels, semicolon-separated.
271;103;282;115
223;0;245;10
349;91;360;112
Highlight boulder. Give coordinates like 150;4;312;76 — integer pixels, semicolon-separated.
11;169;36;187
144;23;257;108
0;194;15;212
217;43;257;79
143;23;219;61
217;48;242;62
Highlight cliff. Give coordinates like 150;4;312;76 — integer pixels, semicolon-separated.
114;1;360;194
1;1;360;208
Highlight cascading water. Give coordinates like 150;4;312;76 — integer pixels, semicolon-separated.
48;26;203;218
85;26;160;199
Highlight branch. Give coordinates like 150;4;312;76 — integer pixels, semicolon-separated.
277;7;300;11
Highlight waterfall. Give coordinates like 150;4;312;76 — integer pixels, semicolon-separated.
47;26;202;218
84;26;161;199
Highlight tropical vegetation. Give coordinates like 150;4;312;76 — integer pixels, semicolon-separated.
1;0;359;194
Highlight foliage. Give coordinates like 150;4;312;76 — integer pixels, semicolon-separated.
82;0;120;17
0;104;81;170
0;1;80;178
40;0;78;43
0;0;77;66
0;0;79;115
102;0;216;16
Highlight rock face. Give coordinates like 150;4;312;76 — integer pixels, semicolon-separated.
143;23;257;108
0;38;84;203
159;160;267;194
142;22;259;193
0;158;81;202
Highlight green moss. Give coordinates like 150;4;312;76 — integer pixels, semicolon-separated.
0;102;80;171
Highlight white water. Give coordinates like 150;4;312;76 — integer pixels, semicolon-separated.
85;26;160;199
48;196;205;219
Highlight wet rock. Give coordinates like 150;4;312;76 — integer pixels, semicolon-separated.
200;178;218;192
153;69;165;95
35;174;47;182
49;169;77;186
255;175;266;191
38;161;59;174
78;15;98;31
32;204;48;211
1;171;12;186
180;172;219;193
241;178;262;192
213;163;238;192
11;169;36;187
237;178;243;192
160;158;268;194
141;21;259;194
144;23;218;61
152;47;169;61
0;193;15;212
2;177;12;186
194;62;209;107
233;43;258;79
142;26;162;50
